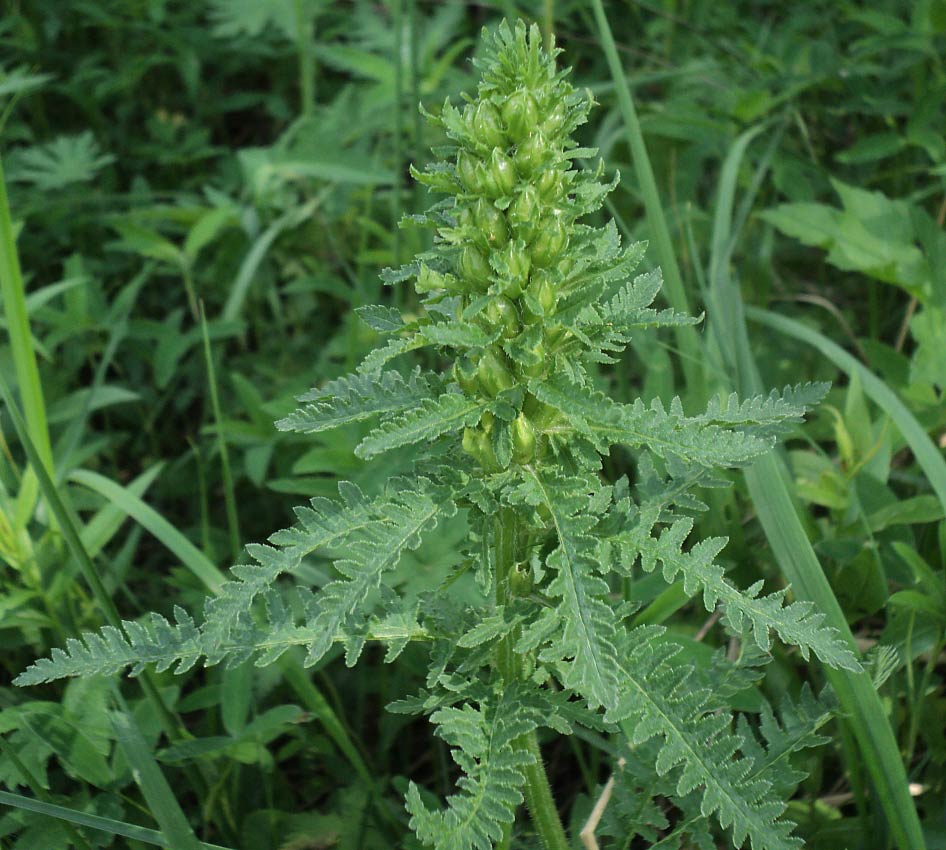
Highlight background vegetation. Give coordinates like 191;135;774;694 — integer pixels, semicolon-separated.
0;1;944;848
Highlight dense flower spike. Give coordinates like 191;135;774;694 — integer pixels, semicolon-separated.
18;20;858;850
409;21;619;472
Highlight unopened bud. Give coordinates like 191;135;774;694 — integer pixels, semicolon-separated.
474;101;506;148
502;90;539;142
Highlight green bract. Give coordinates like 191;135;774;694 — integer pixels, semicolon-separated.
17;21;860;850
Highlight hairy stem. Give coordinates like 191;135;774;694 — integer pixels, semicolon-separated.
494;507;570;850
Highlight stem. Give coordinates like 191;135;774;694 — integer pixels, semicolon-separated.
294;0;315;118
199;305;242;562
392;0;404;272
494;508;570;850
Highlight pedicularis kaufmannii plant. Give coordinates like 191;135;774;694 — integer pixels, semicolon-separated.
19;21;860;850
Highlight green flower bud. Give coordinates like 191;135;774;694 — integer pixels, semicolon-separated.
453;357;480;395
522;351;547;378
459;245;491;287
509;186;539;228
557;256;576;276
541;100;567;137
536;168;561;201
544;326;569;352
526;269;557;315
456;150;480;192
416;264;446;293
531;216;568;267
477;348;515;396
511;413;536;464
485;295;520;338
502;90;540;142
524;396;559;426
462;427;498;471
509;560;534;596
473;199;508;246
474;101;506;148
514;131;548;173
500;242;531;297
489;148;517;197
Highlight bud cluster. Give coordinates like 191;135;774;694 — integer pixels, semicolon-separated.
413;22;598;471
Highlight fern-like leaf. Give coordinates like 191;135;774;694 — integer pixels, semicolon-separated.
515;468;621;710
698;383;830;431
608;629;803;850
15;608;206;684
303;483;453;665
573;268;700;352
405;683;542;850
650;686;837;849
9;132;114;190
532;375;775;471
355;392;491;459
16;482;452;683
621;514;860;670
200;481;379;651
276;369;439;434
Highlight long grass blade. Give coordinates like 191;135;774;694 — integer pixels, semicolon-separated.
68;468;226;594
0;154;53;520
0;790;232;850
109;690;203;850
747;306;946;514
0;376;184;742
199;304;242;562
79;463;164;559
588;0;701;392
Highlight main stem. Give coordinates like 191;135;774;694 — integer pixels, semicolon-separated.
494;507;570;850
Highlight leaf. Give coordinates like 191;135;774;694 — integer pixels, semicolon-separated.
276;369;440;434
355;393;490;459
625;513;859;670
421;321;496;349
517;468;622;710
9;132;114;190
356;305;406;333
532;374;775;471
761;181;932;300
15;482;452;683
406;684;541;850
609;631;804;850
301;484;453;666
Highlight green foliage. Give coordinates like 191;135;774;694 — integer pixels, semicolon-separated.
405;683;547;850
14;20;861;850
3;3;944;849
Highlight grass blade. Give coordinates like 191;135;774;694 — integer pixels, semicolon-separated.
79;463;164;560
747;306;946;514
109;690;203;850
199;304;241;562
742;454;925;850
221;197;321;322
0;376;185;738
0;790;232;850
588;0;701;392
0;154;53;519
68;468;226;594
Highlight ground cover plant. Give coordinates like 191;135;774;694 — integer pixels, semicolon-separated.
1;3;944;850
